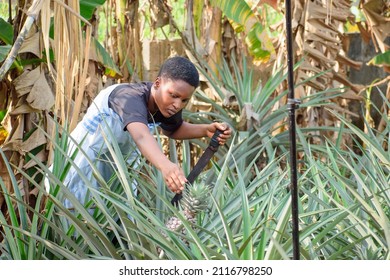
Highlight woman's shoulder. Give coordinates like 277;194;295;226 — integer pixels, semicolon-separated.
107;82;150;99
112;82;152;97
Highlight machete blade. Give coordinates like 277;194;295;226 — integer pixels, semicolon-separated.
171;129;223;206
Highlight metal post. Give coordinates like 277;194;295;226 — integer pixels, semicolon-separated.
285;0;300;260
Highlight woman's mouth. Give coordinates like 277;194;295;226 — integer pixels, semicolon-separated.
167;109;176;116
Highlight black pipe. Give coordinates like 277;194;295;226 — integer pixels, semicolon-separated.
285;0;300;260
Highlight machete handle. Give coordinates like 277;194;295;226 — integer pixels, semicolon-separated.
210;129;224;149
171;193;182;206
171;128;226;207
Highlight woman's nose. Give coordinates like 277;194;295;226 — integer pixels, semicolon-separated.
173;100;182;109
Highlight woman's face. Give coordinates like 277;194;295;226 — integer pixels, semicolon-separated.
152;77;195;118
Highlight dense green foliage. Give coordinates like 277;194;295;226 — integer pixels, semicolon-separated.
1;59;388;260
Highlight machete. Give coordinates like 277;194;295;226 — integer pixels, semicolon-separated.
171;128;224;206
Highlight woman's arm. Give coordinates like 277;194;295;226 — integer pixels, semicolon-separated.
126;122;186;193
164;121;232;145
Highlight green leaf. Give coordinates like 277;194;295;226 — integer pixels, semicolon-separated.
91;37;122;78
246;23;272;62
0;109;7;122
211;0;256;29
0;18;13;45
80;0;107;21
0;45;11;63
367;50;390;67
210;0;274;62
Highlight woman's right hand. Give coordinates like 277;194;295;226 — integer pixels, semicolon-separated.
161;162;187;194
127;122;187;193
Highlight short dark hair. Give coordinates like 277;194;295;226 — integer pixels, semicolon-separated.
158;56;199;88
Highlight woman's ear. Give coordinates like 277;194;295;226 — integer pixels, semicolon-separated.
154;77;161;89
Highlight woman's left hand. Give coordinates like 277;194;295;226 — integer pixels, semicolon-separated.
207;122;232;145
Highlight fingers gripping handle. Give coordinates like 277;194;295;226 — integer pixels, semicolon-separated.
210;129;224;149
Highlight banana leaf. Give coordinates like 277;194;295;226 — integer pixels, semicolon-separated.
0;18;13;45
210;0;275;63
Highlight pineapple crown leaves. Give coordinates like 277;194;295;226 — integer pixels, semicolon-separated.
180;181;211;215
164;180;212;238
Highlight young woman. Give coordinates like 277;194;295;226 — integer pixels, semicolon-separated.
48;56;231;208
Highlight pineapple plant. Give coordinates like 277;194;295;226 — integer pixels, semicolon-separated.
162;181;210;250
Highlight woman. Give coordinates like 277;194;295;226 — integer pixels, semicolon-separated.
47;56;231;208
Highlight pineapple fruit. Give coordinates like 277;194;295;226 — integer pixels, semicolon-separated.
163;181;210;247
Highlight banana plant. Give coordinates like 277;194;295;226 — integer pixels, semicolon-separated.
210;0;275;63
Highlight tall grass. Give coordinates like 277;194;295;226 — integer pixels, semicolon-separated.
1;61;389;259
